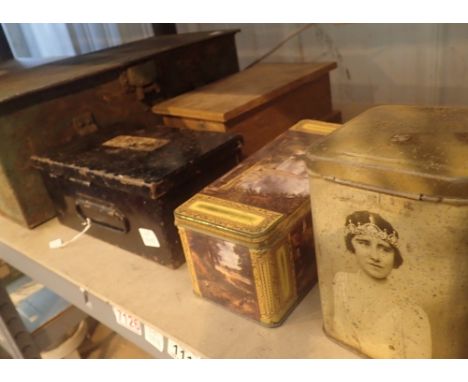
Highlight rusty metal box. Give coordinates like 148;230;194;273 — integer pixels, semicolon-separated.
174;120;339;326
306;105;468;358
152;63;341;156
31;125;243;269
0;29;239;228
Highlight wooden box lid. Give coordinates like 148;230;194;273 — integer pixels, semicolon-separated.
152;62;336;123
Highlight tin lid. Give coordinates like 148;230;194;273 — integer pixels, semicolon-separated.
175;120;339;247
152;63;336;123
31;125;243;200
0;30;239;106
306;105;468;202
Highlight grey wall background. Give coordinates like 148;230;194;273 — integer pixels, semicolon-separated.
177;24;468;121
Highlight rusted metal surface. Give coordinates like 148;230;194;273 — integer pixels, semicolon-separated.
31;125;243;268
0;30;239;227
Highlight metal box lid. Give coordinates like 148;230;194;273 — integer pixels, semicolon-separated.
175;120;339;247
306;105;468;202
0;30;238;106
152;63;336;123
31;125;243;200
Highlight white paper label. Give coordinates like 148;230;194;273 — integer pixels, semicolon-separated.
167;339;200;359
138;228;160;248
144;326;164;352
112;306;143;335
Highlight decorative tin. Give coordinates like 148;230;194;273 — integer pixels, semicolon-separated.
152;63;341;156
31;125;243;269
306;105;468;358
175;120;339;326
0;29;239;228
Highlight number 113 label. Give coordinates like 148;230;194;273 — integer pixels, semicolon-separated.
167;339;200;359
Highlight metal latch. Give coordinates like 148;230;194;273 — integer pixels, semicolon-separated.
71;112;98;137
120;61;162;104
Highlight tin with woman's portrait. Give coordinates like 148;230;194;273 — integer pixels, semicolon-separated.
332;210;431;358
306;105;468;358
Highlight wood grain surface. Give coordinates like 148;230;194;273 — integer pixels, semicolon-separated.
152;62;337;122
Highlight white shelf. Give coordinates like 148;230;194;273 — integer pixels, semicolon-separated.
0;215;357;359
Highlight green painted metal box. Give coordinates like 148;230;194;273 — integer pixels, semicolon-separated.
0;29;239;227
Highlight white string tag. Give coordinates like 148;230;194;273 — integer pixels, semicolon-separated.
49;218;92;249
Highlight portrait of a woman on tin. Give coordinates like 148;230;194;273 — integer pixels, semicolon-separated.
332;211;432;358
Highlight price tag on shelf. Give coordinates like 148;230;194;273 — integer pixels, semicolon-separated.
144;325;164;352
167;339;200;359
112;306;143;336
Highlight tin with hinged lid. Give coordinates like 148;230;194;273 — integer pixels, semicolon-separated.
175;119;340;326
31;124;243;269
306;105;468;358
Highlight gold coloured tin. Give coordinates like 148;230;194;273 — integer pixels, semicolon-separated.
175;120;339;326
306;105;468;358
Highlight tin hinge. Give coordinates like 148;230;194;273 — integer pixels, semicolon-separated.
322;175;449;203
419;194;443;203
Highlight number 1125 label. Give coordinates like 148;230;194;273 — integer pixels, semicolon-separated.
112;306;143;336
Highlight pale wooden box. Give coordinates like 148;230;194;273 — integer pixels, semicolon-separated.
152;63;340;156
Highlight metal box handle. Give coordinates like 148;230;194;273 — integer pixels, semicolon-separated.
75;198;129;233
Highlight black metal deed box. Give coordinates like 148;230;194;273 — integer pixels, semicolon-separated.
31;124;243;268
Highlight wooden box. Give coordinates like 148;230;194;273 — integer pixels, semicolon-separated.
306;105;468;358
31;125;243;269
174;120;340;325
152;63;340;156
0;29;239;228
